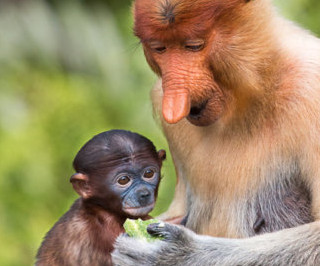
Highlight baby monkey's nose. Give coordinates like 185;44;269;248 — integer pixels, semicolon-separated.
137;189;151;204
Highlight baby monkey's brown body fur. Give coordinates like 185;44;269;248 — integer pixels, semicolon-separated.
112;0;320;265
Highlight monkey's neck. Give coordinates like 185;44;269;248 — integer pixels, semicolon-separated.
81;199;127;226
72;199;124;255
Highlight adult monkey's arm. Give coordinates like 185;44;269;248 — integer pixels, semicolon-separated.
112;222;320;266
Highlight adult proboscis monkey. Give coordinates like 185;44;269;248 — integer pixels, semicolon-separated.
112;0;320;265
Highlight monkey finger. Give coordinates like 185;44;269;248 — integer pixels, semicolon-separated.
147;223;167;237
147;223;189;244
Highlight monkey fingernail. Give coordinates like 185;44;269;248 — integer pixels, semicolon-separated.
158;222;165;228
147;223;162;235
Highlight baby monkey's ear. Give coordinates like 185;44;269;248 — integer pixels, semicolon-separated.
158;149;166;161
70;173;92;199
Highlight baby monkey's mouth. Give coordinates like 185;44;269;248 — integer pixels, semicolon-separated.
123;203;155;217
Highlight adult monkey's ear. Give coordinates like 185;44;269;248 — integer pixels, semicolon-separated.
70;173;92;199
158;149;166;161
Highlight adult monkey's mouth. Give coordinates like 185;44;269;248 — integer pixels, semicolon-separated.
188;100;208;120
187;99;219;127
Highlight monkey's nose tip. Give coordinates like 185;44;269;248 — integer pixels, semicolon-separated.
137;189;151;204
139;190;150;198
162;88;191;124
163;111;185;124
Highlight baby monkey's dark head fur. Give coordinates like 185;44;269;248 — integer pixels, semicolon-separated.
71;130;166;219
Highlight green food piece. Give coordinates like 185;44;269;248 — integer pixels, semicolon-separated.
123;218;164;242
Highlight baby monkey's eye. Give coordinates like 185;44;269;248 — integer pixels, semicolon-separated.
117;176;131;185
143;169;155;178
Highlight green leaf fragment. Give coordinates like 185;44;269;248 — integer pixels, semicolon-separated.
123;218;164;242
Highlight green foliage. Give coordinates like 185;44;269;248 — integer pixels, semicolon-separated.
274;0;320;35
0;0;318;265
124;218;164;242
0;2;175;265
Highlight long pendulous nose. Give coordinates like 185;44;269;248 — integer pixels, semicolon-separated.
161;69;191;124
162;87;191;124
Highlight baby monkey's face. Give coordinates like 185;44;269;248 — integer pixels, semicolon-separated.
71;130;166;218
109;158;161;217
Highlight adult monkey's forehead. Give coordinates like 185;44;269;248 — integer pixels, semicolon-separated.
133;0;246;41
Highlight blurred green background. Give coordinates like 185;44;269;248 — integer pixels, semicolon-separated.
0;0;319;265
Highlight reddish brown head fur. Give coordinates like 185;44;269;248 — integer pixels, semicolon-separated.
134;0;244;42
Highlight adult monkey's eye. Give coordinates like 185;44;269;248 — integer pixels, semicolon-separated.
149;41;166;54
117;176;131;185
143;168;155;178
185;40;205;52
154;46;166;53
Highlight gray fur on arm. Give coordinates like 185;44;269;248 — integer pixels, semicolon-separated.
112;222;320;266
